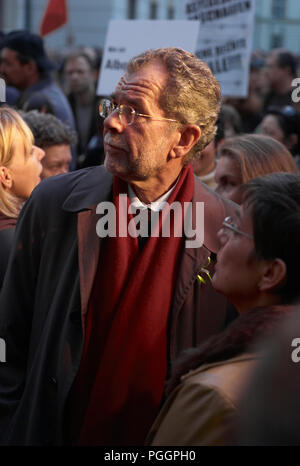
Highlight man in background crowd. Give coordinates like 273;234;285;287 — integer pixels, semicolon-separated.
21;110;77;179
264;48;300;111
64;51;104;168
0;30;75;130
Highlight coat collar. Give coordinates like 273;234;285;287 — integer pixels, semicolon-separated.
62;166;236;228
62;166;113;212
167;304;296;396
181;352;260;381
69;167;234;331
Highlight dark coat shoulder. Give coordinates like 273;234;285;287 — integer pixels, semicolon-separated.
28;165;113;214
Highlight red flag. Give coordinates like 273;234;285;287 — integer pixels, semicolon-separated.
40;0;68;37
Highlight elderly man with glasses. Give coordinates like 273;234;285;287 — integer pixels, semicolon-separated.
0;48;237;446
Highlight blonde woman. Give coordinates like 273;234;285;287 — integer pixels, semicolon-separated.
214;134;298;204
0;106;44;286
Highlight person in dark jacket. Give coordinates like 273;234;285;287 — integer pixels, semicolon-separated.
0;30;75;130
64;51;104;169
0;47;237;446
263;49;300;111
260;106;300;164
0;106;44;287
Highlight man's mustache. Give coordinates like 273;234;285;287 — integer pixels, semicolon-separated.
104;134;129;151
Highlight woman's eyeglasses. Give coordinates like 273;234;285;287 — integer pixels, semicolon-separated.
221;216;253;240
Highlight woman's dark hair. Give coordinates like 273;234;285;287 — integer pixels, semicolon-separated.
276;50;297;78
242;172;300;303
264;106;300;154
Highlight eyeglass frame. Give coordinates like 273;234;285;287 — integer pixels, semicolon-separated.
99;98;178;126
221;216;254;240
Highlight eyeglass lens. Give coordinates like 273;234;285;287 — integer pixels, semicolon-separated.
119;105;134;125
223;216;238;235
99;99;136;126
99;99;111;118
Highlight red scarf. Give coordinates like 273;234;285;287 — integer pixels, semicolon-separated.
72;165;194;445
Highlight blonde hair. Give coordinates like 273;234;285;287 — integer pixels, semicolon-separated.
127;48;221;162
0;106;34;218
218;134;299;183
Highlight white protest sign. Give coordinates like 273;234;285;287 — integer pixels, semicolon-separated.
97;20;199;96
184;0;256;97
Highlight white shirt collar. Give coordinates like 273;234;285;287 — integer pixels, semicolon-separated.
128;177;179;212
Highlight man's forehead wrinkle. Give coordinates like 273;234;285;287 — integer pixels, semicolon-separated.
116;75;164;100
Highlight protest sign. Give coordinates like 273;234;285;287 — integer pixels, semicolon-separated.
97;20;199;96
184;0;256;97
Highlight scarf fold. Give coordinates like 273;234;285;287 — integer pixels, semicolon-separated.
71;165;195;445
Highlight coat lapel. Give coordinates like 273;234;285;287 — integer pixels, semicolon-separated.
62;166;114;333
170;177;237;359
172;245;211;315
77;208;101;333
171;177;220;318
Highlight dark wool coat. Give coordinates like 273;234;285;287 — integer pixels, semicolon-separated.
68;94;104;163
0;228;15;289
0;165;237;445
0;212;17;289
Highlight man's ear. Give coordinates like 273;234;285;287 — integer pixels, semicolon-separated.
258;258;287;292
170;124;201;159
0;166;13;190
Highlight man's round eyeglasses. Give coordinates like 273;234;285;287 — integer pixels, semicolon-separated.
99;98;178;127
221;216;253;240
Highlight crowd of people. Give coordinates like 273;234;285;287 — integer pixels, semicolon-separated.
0;29;300;446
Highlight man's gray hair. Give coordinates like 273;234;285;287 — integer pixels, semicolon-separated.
127;47;221;162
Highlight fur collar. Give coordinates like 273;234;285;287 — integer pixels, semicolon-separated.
166;305;296;397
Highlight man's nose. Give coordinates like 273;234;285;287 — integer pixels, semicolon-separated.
104;110;125;133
